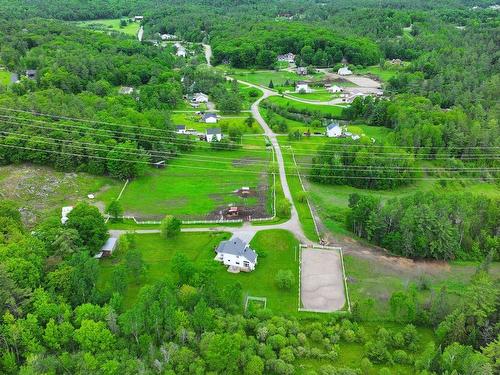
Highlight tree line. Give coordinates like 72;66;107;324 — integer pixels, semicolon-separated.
347;191;499;260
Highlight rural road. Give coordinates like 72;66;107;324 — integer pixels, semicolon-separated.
202;44;212;66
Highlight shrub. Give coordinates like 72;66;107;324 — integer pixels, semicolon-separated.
276;198;291;218
275;270;295;290
160;215;182;238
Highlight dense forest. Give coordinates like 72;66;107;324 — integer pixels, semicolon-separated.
0;199;498;374
347;192;499;260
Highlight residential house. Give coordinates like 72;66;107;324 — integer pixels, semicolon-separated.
160;33;177;40
326;123;342;138
326;85;343;93
192;92;209;103
202;113;218;124
134;16;144;22
295;81;312;93
214;237;258;272
25;69;37;80
119;86;134;95
176;47;187;57
338;65;352;76
61;206;73;224
296;67;307;75
206;127;222;142
176;125;187;134
94;237;118;259
226;206;239;217
277;52;295;63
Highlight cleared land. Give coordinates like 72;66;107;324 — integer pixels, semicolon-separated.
0;70;12;86
75;18;140;36
100;138;273;220
301;248;345;311
98;230;300;314
231;69;325;88
353;65;400;82
0;164;117;225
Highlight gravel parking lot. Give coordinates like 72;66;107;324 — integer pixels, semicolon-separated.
301;248;346;312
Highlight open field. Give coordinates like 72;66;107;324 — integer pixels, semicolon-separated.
0;70;12;85
352;65;400;82
0;164;118;225
100;138;273;220
231;69;325;88
171;112;259;134
74;18;140;36
344;253;500;317
286;89;337;101
98;230;300;314
266;96;345;118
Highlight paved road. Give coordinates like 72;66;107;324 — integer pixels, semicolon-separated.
137;26;144;42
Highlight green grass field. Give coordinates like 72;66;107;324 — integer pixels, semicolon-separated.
171;112;259;134
0;70;12;86
75;18;140;36
266;96;345;118
100;138;273;219
353;65;399;82
344;254;500;318
286;89;337;101
231;69;325;88
98;230;300;313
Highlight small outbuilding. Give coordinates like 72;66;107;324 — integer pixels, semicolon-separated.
61;206;73;224
176;125;187;134
119;86;134;95
206;127;222;142
214;237;258;272
296;67;307;75
94;237;118;259
25;69;37;80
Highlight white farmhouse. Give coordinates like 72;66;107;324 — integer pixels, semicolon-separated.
277;52;295;63
295;81;312;93
61;206;73;224
338;65;352;76
326;85;343;93
206;127;222;142
202;113;218;124
326;123;342;138
214;237;258;272
192;92;209;103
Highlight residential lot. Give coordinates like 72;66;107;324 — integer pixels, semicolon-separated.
98;230;300;314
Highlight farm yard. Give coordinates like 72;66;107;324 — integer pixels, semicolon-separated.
100;137;275;221
0;70;12;86
170;112;259;134
98;230;300;314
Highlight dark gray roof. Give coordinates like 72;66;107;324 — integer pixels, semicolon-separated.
327;122;340;130
216;237;257;263
26;69;37;76
176;125;186;130
206;127;221;135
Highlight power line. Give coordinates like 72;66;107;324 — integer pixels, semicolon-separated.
2;116;497;161
1;106;498;153
2;131;499;173
1;142;499;181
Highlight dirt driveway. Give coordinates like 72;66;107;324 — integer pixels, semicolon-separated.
301;248;346;312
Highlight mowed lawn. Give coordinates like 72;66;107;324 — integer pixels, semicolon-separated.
353;65;400;82
75;18;140;36
0;70;12;86
100;138;272;218
98;230;300;314
232;69;325;88
266;96;345;118
171;112;259;134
